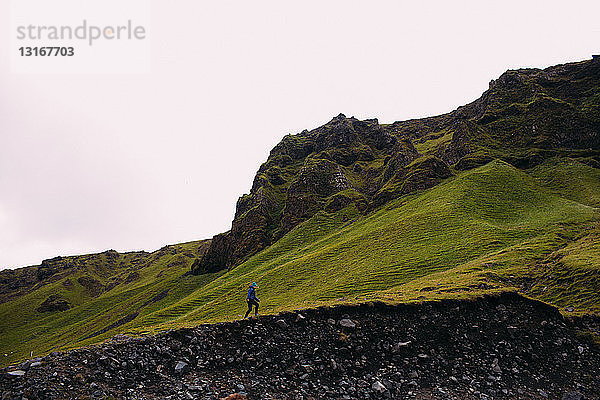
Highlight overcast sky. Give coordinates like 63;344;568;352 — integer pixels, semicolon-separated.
1;0;599;269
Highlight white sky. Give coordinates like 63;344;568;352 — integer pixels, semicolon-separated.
1;0;599;269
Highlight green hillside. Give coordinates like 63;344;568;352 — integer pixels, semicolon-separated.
138;159;599;328
1;158;598;367
1;58;599;368
193;58;600;275
0;241;214;366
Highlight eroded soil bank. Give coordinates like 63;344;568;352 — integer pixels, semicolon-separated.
2;292;599;400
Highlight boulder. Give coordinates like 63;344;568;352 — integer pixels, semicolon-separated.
372;380;386;393
339;319;356;329
174;361;189;374
275;319;289;329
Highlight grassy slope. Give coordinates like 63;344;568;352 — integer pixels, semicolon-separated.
134;159;599;329
1;158;598;367
0;241;214;365
501;158;600;312
529;157;600;207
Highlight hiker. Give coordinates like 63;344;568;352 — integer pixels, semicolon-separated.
244;282;260;318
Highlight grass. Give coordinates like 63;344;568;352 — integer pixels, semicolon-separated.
1;158;599;367
414;129;453;155
529;157;600;207
151;160;595;328
0;241;211;365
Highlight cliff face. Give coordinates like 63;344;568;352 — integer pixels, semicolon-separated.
392;58;600;168
192;58;600;275
192;115;423;274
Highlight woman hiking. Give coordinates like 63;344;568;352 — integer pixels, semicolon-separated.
244;282;260;318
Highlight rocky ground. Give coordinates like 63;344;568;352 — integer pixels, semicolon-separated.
1;292;599;400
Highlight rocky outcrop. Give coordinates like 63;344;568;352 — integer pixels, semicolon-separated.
36;294;71;313
279;158;351;233
77;275;104;297
36;256;76;281
456;59;600;152
394;58;600;166
2;293;599;399
191;233;232;275
374;155;452;206
192;115;421;274
0;267;39;304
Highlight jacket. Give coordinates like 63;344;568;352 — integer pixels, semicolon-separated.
247;286;259;302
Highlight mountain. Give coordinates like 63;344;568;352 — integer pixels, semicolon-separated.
0;57;599;368
192;57;600;275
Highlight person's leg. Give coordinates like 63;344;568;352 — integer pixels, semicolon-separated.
253;300;259;316
244;300;252;318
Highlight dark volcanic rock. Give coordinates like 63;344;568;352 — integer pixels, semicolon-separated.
77;275;104;297
279;158;351;233
2;293;599;400
36;294;71;313
37;256;72;281
191;232;232;274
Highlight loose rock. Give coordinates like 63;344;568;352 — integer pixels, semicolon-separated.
372;380;386;393
1;293;599;399
174;361;189;374
339;319;356;329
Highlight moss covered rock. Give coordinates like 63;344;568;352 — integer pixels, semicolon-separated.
36;294;71;313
